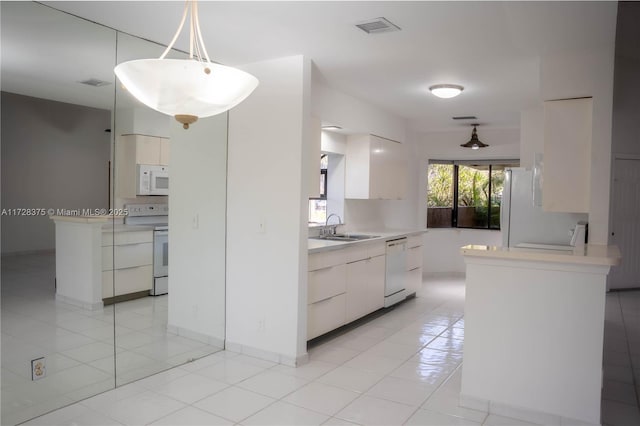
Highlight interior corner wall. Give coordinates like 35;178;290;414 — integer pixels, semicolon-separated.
167;113;228;344
226;55;309;364
415;128;520;273
1;92;111;254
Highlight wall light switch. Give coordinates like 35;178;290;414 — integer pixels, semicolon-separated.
257;218;266;234
192;213;199;229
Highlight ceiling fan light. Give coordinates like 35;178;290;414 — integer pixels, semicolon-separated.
429;84;464;99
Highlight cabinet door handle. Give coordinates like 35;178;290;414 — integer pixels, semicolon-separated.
311;265;334;272
314;294;339;304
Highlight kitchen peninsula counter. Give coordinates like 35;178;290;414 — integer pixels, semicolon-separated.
50;215;154;310
460;243;621;425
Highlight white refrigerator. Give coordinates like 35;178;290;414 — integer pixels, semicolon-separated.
501;168;588;247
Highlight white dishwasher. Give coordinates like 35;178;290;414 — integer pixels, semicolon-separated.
385;238;407;307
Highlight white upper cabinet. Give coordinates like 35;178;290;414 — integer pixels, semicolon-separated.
542;98;592;213
345;134;407;200
115;134;169;199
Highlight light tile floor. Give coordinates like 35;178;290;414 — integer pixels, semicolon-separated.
1;252;222;425
16;274;640;426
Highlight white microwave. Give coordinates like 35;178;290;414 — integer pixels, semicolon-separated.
137;164;169;196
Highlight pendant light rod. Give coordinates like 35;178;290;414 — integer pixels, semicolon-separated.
159;0;210;63
159;1;188;60
114;0;259;129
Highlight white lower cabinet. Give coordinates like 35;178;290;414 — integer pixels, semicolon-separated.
307;294;346;340
405;266;422;295
406;240;423;296
102;230;153;300
346;255;385;323
307;241;386;340
102;266;153;299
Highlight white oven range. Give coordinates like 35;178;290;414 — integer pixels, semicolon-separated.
124;203;169;296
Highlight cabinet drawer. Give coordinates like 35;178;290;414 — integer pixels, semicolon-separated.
309;249;345;271
406;245;423;271
307;293;346;340
102;230;153;247
407;234;423;248
308;264;346;304
344;244;368;263
102;243;153;271
102;265;152;299
406;267;422;296
367;241;386;258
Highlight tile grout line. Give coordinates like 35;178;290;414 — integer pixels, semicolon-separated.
616;292;640;409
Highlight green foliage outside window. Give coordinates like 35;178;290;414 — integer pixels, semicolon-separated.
427;162;515;229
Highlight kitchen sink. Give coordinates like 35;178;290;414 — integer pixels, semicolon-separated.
311;234;380;242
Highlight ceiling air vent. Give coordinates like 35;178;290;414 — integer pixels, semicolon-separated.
355;17;401;34
452;116;478;121
79;78;111;87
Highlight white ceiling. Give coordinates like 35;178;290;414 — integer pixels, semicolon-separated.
1;1;617;133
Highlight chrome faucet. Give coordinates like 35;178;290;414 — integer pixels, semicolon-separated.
323;214;342;236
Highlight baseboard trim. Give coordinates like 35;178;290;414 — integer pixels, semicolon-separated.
225;340;308;367
166;325;224;349
55;294;103;311
102;290;149;306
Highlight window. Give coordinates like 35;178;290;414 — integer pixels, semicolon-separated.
309;155;328;226
427;160;518;229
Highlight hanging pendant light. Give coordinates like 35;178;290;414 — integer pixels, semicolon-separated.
114;0;259;129
461;124;489;149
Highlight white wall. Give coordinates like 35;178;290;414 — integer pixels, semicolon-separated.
115;107;171;138
312;77;406;143
226;55;310;365
1;92;111;254
167;114;228;345
415;128;521;273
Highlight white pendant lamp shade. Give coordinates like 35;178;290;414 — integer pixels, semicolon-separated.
115;59;259;120
114;0;258;129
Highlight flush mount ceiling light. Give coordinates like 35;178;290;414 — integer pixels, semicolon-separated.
429;84;464;99
322;125;343;131
461;124;489;150
114;0;258;129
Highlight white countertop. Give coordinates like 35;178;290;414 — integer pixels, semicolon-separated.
308;229;427;253
461;244;621;266
50;215;126;224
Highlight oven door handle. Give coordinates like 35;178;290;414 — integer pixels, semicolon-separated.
154;231;169;237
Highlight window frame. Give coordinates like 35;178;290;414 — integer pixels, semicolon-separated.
428;159;519;230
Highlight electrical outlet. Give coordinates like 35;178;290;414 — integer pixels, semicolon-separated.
31;357;46;381
257;218;266;234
